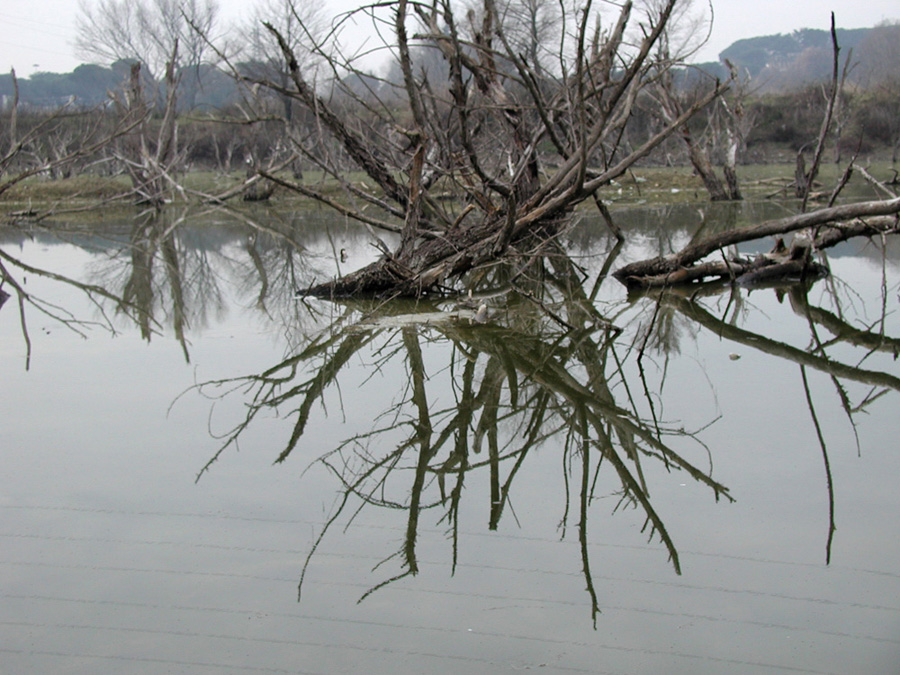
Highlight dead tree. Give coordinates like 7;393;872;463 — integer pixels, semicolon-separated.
613;197;900;289
111;44;186;207
795;14;844;211
234;0;726;298
614;13;900;290
0;68;142;207
717;61;751;200
651;46;742;201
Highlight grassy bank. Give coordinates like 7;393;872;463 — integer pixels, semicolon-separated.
2;163;896;217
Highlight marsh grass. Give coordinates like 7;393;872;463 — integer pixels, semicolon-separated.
2;163;895;214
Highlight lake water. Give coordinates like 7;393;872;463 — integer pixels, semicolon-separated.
1;202;899;674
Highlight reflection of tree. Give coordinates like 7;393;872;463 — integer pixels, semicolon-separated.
659;289;900;393
655;282;899;564
224;209;325;348
96;208;284;361
103;210;201;361
0;244;145;369
789;285;900;360
4;206;352;367
0;209;230;366
193;252;733;624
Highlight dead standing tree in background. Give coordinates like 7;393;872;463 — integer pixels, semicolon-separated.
615;13;900;290
239;0;727;298
795;13;845;211
111;45;185;207
650;12;744;204
652;58;746;201
0;68;144;209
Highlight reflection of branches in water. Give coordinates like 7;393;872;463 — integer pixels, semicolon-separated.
2;205;268;367
191;255;733;618
799;365;836;565
658;281;899;563
226;210;307;307
0;245;146;369
86;208;282;361
213;208;352;351
191;308;371;480
661;291;900;394
789;284;898;455
3;205;331;369
3;207;360;369
789;284;900;359
788;276;899;564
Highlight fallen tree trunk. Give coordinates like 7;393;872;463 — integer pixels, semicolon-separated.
613;197;900;289
626;252;828;290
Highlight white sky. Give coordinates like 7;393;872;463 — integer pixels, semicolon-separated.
0;0;897;76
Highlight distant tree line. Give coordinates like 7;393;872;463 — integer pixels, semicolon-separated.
0;61;243;110
3;18;898;105
2;52;898;177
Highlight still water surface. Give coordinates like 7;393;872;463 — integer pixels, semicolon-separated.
1;203;899;674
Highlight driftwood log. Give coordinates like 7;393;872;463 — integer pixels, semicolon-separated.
625;239;828;289
613;197;900;290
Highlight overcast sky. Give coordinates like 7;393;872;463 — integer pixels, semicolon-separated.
1;0;897;76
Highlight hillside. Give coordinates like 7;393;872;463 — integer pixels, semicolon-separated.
696;23;899;91
1;22;899;109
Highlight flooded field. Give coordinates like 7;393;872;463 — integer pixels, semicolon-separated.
1;201;899;673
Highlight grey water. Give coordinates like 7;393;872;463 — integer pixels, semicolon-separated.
1;202;899;674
